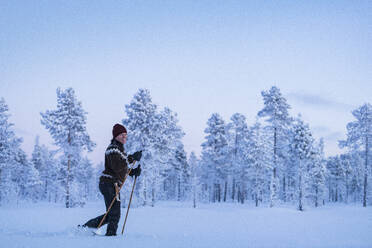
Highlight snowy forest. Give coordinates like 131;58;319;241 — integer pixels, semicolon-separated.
0;86;371;210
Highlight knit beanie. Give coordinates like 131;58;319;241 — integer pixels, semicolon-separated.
112;124;127;138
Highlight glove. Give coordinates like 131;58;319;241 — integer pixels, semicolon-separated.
129;164;141;178
128;150;142;162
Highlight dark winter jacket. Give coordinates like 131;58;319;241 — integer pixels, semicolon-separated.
100;139;133;185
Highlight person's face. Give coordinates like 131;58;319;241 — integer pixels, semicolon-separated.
115;132;127;144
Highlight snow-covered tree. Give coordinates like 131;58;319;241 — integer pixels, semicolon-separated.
31;136;58;201
246;121;271;206
123;89;158;206
226;113;249;203
326;155;344;203
307;138;327;207
123;89;186;206
0;98;23;204
201;113;229;203
72;156;94;205
40;88;95;208
258;86;291;207
339;153;353;203
172;144;189;201
189;152;201;208
153;107;185;203
14;149;41;202
290;116;314;211
347;152;364;203
339;103;372;207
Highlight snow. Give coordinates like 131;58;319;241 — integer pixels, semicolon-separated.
0;202;371;248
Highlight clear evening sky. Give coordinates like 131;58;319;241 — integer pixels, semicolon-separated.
1;1;371;165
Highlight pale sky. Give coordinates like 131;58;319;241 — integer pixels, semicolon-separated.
1;1;371;165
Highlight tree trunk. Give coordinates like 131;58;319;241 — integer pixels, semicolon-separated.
270;127;277;208
363;137;368;207
298;173;303;211
298;160;303;211
0;169;3;206
241;186;245;204
177;175;181;201
152;187;155;207
223;181;227;202
45;180;48;201
232;178;236;201
315;184;318;207
328;183;332;202
345;172;349;204
237;185;241;203
255;184;259;207
66;131;71;208
255;193;258;207
274;127;277;178
0;169;2;204
193;188;196;208
143;176;147;206
213;184;216;203
283;176;286;202
66;154;70;208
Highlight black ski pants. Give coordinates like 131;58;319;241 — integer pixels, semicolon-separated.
84;180;121;235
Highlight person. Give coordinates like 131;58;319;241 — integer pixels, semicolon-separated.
81;123;142;236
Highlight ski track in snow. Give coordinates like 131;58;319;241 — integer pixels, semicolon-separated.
0;201;371;248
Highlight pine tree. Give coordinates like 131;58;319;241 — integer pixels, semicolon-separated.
348;152;364;203
153;107;185;203
307;139;327;207
172;144;189;201
226;113;249;203
189;152;200;208
339;103;372;207
326;155;345;202
123;89;186;206
40;88;95;208
31;136;57;201
246;121;271;206
72;157;94;205
290;116;314;211
14;149;41;202
123;89;158;206
339;153;353;203
201;113;229;203
31;136;44;199
0;98;23;204
258;86;291;207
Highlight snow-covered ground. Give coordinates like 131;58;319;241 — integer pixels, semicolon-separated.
0;201;371;248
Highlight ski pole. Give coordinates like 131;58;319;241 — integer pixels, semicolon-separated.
97;161;136;229
121;172;138;235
